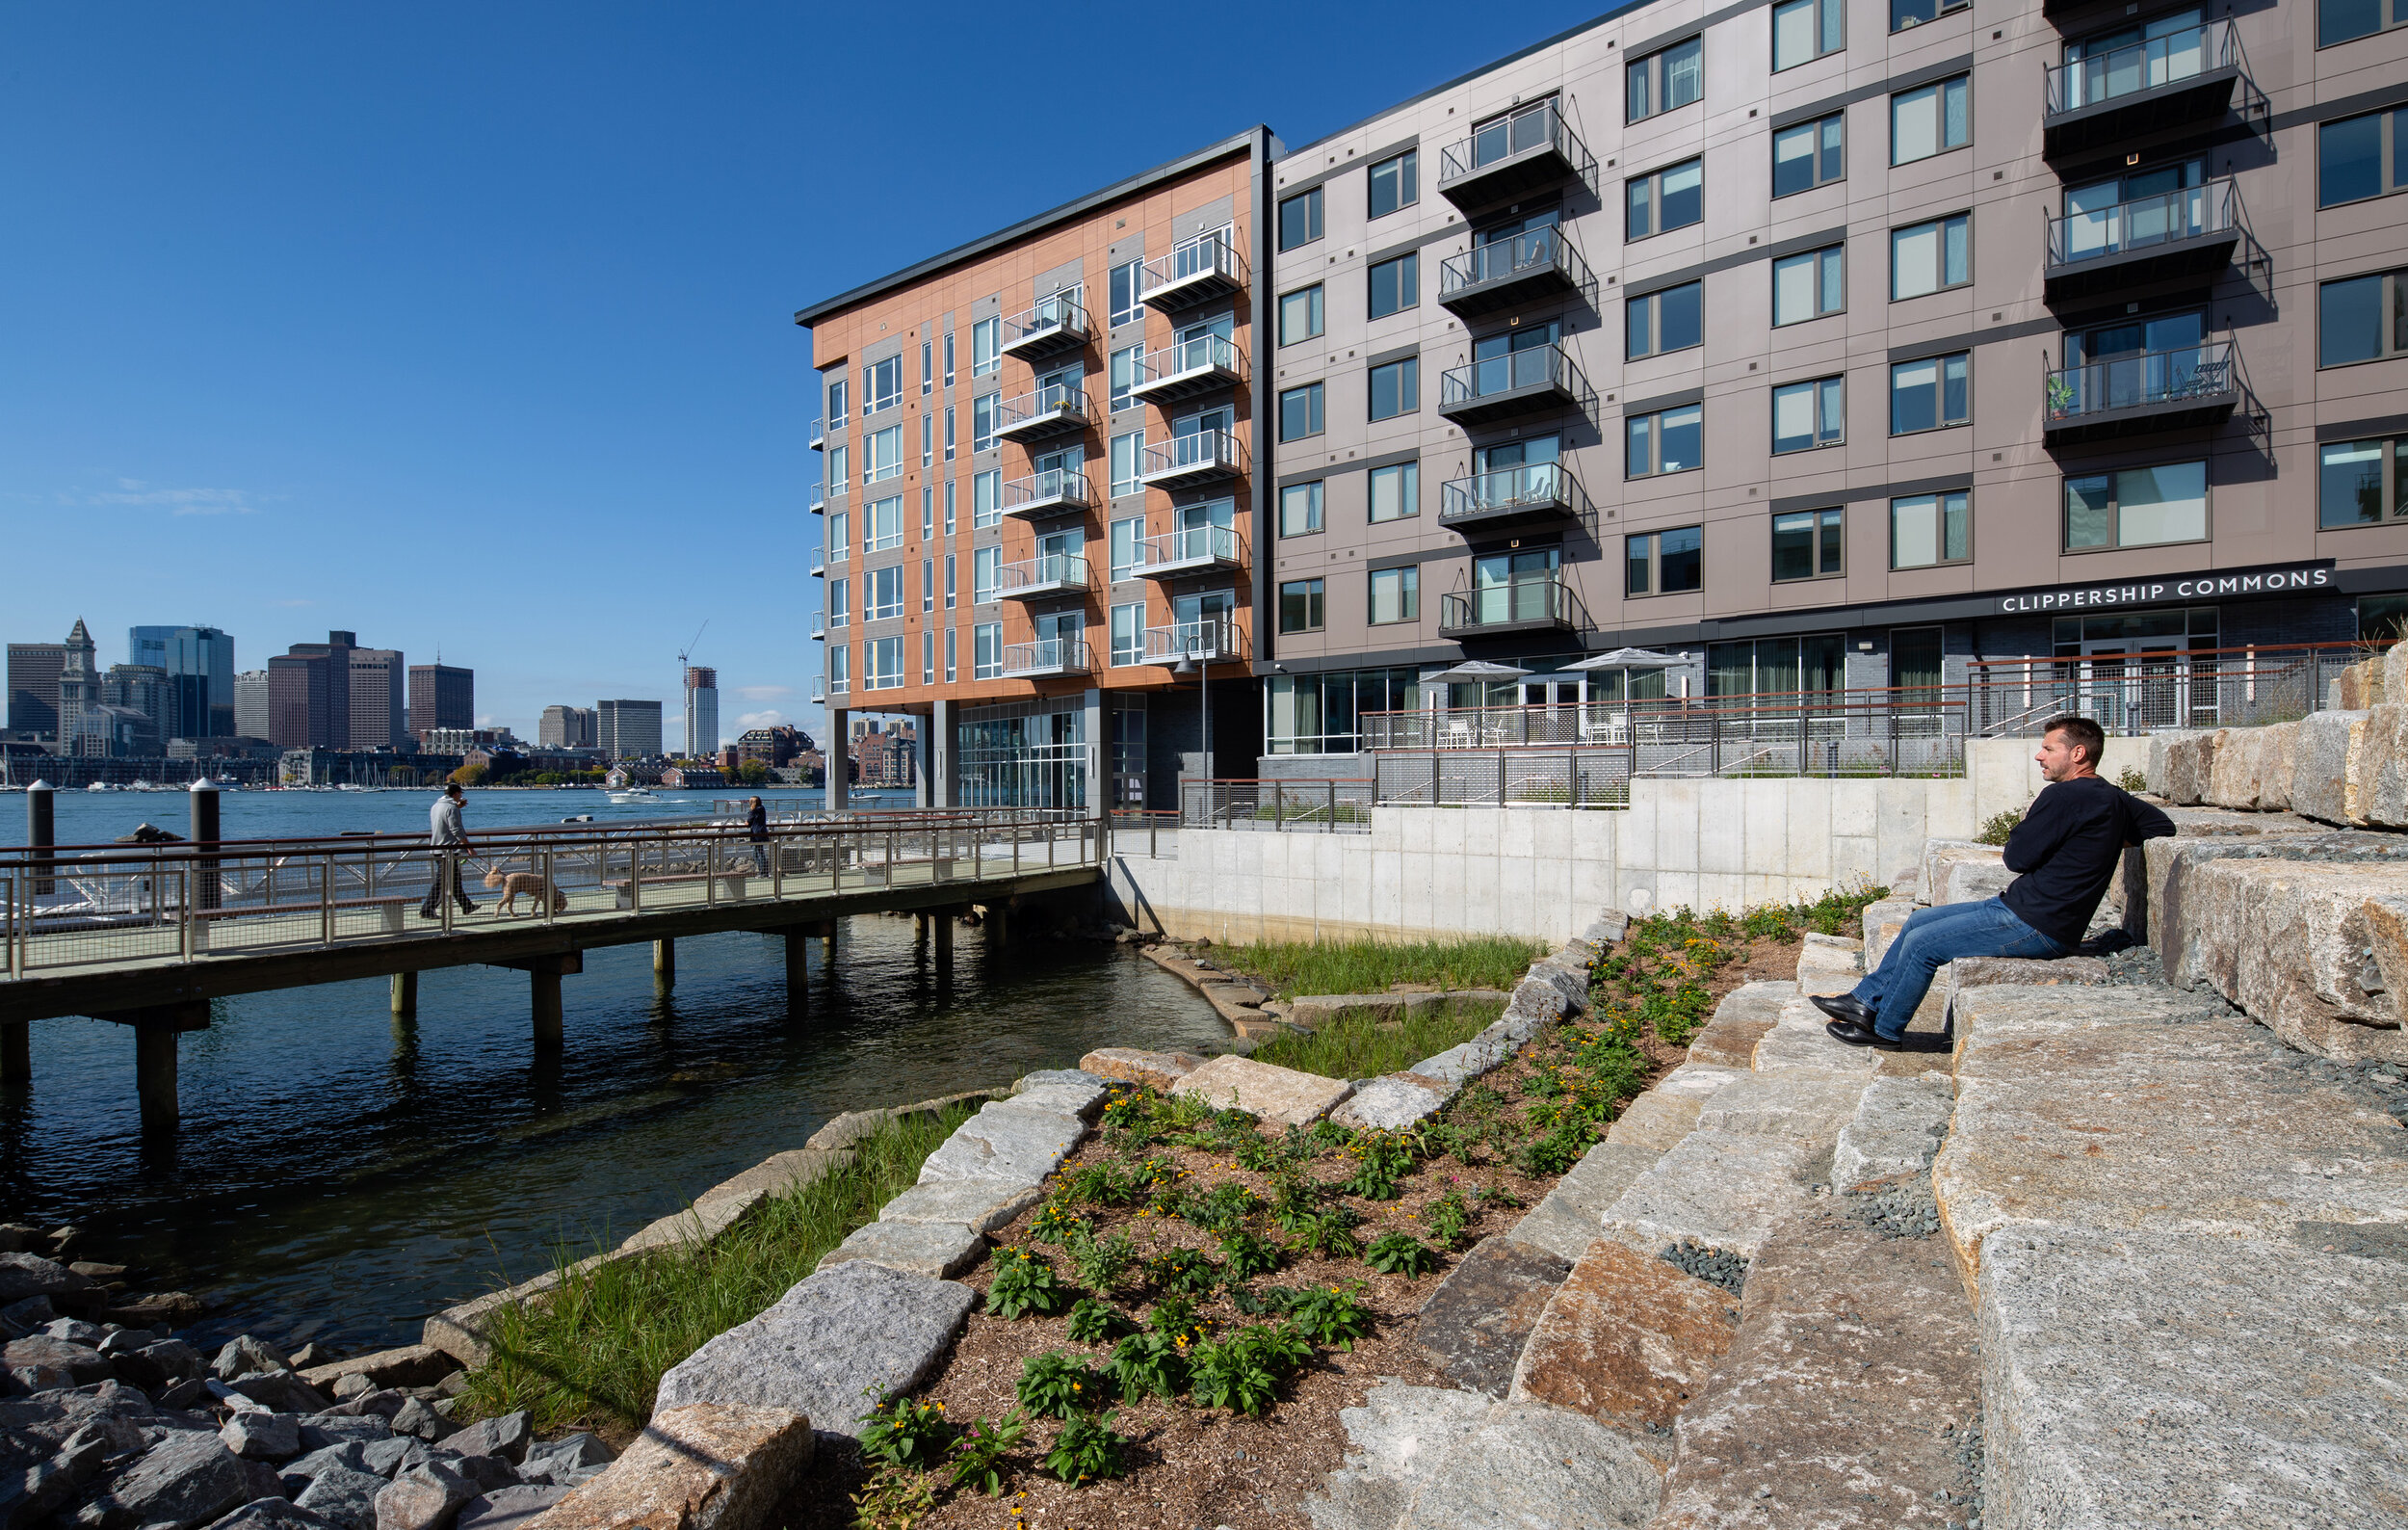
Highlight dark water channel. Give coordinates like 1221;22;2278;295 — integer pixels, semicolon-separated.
0;912;1225;1354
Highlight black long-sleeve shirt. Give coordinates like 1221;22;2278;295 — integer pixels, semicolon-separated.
2000;774;2177;949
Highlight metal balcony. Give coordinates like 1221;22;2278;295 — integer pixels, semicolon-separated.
808;482;824;513
992;384;1094;445
1001;468;1091;520
1128;332;1244;406
1134;525;1243;580
1001;638;1091;678
1143;620;1246;666
2044;179;2243;303
1141;231;1246;312
2044;21;2243;158
2043;341;2242;447
1436;101;1595;210
1436;343;1594;428
810;549;825;577
1139;429;1245;489
1439;576;1581;639
998;553;1091;600
1438;462;1592;535
1437;229;1593;320
810;611;825;640
809;418;824;451
998;294;1090;362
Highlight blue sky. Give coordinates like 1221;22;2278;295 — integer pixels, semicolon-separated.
0;1;1614;746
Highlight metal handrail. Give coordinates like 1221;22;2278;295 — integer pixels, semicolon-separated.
1439;228;1591;296
2045;340;2238;421
1140;429;1244;479
1439;575;1578;632
1002;293;1089;347
2046;19;2236;116
1437;100;1589;185
1002;468;1090;512
1000;638;1091;676
995;384;1092;430
1439;343;1588;408
1438;462;1590;524
2046;178;2238;267
997;552;1090;593
1132;332;1245;388
1137;524;1243;568
1142;620;1247;664
1140;231;1245;297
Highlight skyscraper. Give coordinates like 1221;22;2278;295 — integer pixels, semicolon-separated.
540;705;597;749
55;619;98;747
269;631;355;748
596;699;664;759
128;625;236;738
408;665;474;736
348;648;407;749
233;671;271;740
6;636;68;739
683;666;720;758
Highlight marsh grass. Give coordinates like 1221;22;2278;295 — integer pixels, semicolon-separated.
1249;1001;1505;1079
458;1101;977;1433
1214;936;1546;1001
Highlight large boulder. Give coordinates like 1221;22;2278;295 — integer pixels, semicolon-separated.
911;1100;1085;1188
1167;1054;1354;1126
221;1412;304;1461
295;1466;389;1530
5;1335;115;1391
432;1413;528;1465
213;1336;292;1382
0;1253;97;1309
372;1461;476;1530
2291;709;2373;826
523;1404;811;1530
2355;703;2408;829
75;1432;255;1530
2206;726;2276;810
199;1502;347;1530
2158;731;2221;805
2334;653;2388;710
2144;729;2216;800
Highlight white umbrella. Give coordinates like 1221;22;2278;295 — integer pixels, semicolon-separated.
1563;646;1686;670
1423;659;1532;683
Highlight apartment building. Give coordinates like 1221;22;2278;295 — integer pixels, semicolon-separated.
796;128;1277;810
1255;0;2408;758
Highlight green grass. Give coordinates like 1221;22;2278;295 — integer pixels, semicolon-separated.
458;1101;977;1433
1212;936;1548;1001
1249;1001;1505;1080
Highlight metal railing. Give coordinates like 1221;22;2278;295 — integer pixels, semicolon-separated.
1439;343;1590;410
1143;619;1247;665
1139;429;1245;482
0;811;1106;981
1439;575;1580;634
2045;341;2238;423
997;552;1090;595
1439;228;1592;299
1180;778;1374;832
1001;294;1089;350
1131;332;1245;390
994;384;1093;434
2046;19;2236;116
1000;638;1091;677
1002;468;1090;514
2046;178;2238;267
1437;100;1590;186
1135;523;1243;573
1438;462;1590;527
1140;232;1245;301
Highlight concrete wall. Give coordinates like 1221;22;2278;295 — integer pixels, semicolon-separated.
1112;750;2038;943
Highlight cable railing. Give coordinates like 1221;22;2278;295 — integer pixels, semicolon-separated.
2046;19;2236;116
2045;340;2238;423
2047;178;2238;267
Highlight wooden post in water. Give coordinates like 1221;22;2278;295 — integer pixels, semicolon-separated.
2;1021;28;1085
108;1000;209;1133
654;938;676;990
933;907;956;969
531;969;563;1046
390;972;418;1019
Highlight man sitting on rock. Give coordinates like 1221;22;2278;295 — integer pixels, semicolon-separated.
1816;714;2175;1050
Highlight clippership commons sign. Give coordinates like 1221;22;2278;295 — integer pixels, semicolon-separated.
1994;562;2335;615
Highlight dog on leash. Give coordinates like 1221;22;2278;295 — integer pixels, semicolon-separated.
483;865;568;914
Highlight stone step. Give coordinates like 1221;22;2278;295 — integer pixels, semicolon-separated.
1684;982;1791;1069
1307;1383;1491;1530
1606;1065;1743;1152
1504;1140;1665;1266
1692;1071;1870;1143
1601;1130;1823;1265
1752;997;1885;1079
1507;1238;1741;1460
1859;897;1920;971
1832;1075;1952;1189
1402;1235;1573;1397
1308;1384;1664;1530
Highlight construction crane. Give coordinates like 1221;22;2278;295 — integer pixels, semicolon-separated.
679;620;708;677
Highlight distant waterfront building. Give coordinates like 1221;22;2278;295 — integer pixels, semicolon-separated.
418;725;518;752
736;725;814;766
129;625;236;738
683;667;720;758
233;670;271;740
597;699;664;759
100;663;170;739
849;717;919;787
409;664;474;734
56;620;100;750
539;704;598;749
348;647;407;750
6;625;73;739
269;631;356;748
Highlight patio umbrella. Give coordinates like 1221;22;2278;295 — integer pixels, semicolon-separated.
1562;647;1687;670
1422;659;1533;683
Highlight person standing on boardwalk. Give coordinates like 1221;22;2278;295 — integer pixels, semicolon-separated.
745;794;770;876
1815;714;2173;1049
418;781;479;918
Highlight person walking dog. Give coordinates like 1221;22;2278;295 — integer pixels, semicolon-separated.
1815;714;2173;1049
418;781;479;919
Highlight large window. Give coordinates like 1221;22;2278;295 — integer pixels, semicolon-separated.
1775;0;1845;68
1893;75;1970;164
1370;149;1419;218
828;644;849;696
2063;462;2208;550
1110;516;1144;581
921;412;933;467
1892;490;1971;567
826;444;849;491
2320;109;2408;206
1772;507;1845;581
923;631;934;686
943;481;956;536
1892;214;1971;299
1109;258;1144;328
1280;382;1325;441
972;392;998;452
1369;566;1420;623
1628;157;1704;240
2320;437;2408;527
1629;37;1703;121
1627;281;1703;359
2319;269;2408;365
1110;602;1145;667
1628;403;1703;478
866;565;904;622
864;356;903;414
1279;578;1326;633
1773;376;1845;454
1369;356;1419;420
1110;431;1143;497
1281;481;1324;537
945;627;956;683
2320;0;2408;45
972;469;1002;529
973;622;1002;680
865;495;903;552
828;511;850;564
826;577;849;629
1892;0;1969;30
1369;462;1419;522
866;425;903;483
1708;634;1845;697
826;377;849;421
864;638;904;692
942;330;955;387
1110;345;1141;413
972;545;1001;603
1369;252;1419;318
971;316;1000;378
1266;667;1420;755
1890;352;1970;434
1626;526;1704;594
944;407;955;461
1279;187;1324;251
1774;113;1845;197
1279;285;1325;344
1774;245;1845;324
945;553;956;608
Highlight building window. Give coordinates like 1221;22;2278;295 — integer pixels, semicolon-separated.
1110;516;1143;581
1772;507;1845;581
2323;109;2408;207
1627;281;1703;359
1774;0;1845;69
1369;566;1419;623
2322;438;2408;525
1892;0;1969;30
1109;258;1144;328
922;489;934;541
1892;75;1970;164
827;577;850;629
945;553;956;609
1772;376;1845;454
1369;462;1419;522
1627;404;1704;478
1278;187;1323;251
1629;36;1703;121
1110;431;1143;497
1109;345;1140;413
1280;382;1325;441
866;495;904;553
921;411;933;467
867;566;903;622
972;392;998;453
2321;0;2408;44
1626;526;1704;595
1774;112;1845;197
1890;352;1971;434
1279;578;1326;633
864;356;903;414
942;330;955;387
921;340;933;396
1280;285;1324;345
1369;149;1419;218
1369;252;1418;318
972;545;1001;603
972;470;1002;529
828;511;851;565
1628;157;1704;240
1369;356;1419;420
867;425;903;483
973;622;1002;679
1110;602;1145;666
944;480;956;536
945;627;957;682
826;378;849;421
828;644;849;697
2319;269;2408;365
1892;215;1970;300
1281;481;1324;537
826;443;849;490
2064;462;2208;551
922;556;934;613
943;407;955;461
971;316;1000;378
1891;490;1972;567
923;631;934;685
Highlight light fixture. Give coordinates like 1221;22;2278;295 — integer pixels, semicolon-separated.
1172;657;1194;677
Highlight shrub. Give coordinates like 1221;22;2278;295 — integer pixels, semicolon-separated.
1145;1291;1203;1341
858;1392;951;1469
1065;1161;1138;1207
1284;1281;1376;1350
1282;1210;1363;1260
1016;1352;1108;1418
1362;1231;1440;1279
1044;1410;1129;1487
1218;1228;1283;1280
1063;1297;1133;1344
945;1410;1028;1498
1105;1332;1187;1401
1065;1227;1137;1293
2118;766;2148;793
1975;807;2023;846
1183;1179;1266;1234
849;1464;937;1530
1029;1199;1086;1246
985;1248;1068;1320
1147;1246;1220;1295
1424;1186;1471;1249
1187;1322;1312;1415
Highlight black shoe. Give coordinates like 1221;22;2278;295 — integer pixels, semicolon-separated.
1811;992;1878;1027
1824;1017;1905;1051
460;902;479;914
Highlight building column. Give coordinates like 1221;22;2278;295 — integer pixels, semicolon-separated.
826;708;851;811
929;699;955;808
1082;687;1106;818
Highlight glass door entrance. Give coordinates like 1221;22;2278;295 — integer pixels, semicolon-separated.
2046;608;2218;729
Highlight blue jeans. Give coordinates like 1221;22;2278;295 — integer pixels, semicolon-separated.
1849;897;2067;1042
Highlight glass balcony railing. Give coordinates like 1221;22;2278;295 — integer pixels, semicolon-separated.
1136;524;1243;575
1129;332;1244;400
1438;462;1588;529
999;293;1090;358
1143;620;1245;665
2046;20;2236;116
2045;341;2238;425
808;418;824;451
993;383;1093;439
1439;575;1578;635
1435;101;1592;205
1140;231;1246;310
998;552;1089;596
1438;228;1591;315
1001;638;1090;677
2047;179;2238;267
1139;429;1245;485
1437;343;1590;423
1001;468;1090;516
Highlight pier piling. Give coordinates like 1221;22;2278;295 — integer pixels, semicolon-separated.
934;908;955;968
783;925;810;1011
653;938;676;990
390;971;418;1019
105;1000;209;1133
2;1021;27;1084
492;954;582;1048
